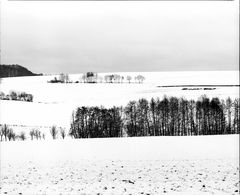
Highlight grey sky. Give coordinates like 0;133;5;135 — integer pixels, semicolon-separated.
1;0;239;74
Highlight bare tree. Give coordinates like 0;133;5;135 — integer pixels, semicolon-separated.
35;129;41;140
136;75;145;83
113;74;121;83
82;74;87;83
104;75;114;83
29;129;35;140
0;91;5;99
60;127;66;139
126;76;132;83
120;76;124;83
9;91;18;100
0;125;3;141
59;73;70;83
19;131;26;141
7;129;16;141
50;126;58;139
65;74;70;83
2;124;10;141
59;73;65;83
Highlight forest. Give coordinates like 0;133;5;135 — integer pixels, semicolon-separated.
69;95;240;138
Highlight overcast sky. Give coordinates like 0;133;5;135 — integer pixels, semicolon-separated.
1;0;239;74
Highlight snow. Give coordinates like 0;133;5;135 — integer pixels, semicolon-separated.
0;71;239;194
0;135;239;194
0;71;239;131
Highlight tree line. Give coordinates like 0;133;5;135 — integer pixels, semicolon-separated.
69;106;123;138
70;96;239;138
48;73;145;84
0;91;33;102
0;125;66;141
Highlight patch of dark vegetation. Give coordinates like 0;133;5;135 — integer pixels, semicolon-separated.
182;88;202;90
0;64;42;78
203;88;216;90
122;180;135;184
182;87;216;90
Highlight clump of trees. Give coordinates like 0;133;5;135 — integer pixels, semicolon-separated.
104;74;145;84
0;125;16;141
19;132;26;141
70;96;240;138
135;75;145;83
48;73;71;83
0;91;33;102
49;126;66;139
0;125;30;141
29;129;44;140
69;106;124;138
81;72;98;83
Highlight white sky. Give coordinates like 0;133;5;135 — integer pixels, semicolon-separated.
0;0;239;74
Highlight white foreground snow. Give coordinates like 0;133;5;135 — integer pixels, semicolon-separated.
0;135;239;195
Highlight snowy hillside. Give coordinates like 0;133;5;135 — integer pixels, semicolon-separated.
0;71;239;194
0;71;239;131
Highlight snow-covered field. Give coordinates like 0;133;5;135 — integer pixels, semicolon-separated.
0;71;239;132
0;135;239;195
0;71;239;194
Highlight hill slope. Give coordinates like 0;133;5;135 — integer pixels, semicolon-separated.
0;64;40;78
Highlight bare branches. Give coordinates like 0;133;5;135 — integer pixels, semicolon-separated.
70;96;240;138
50;126;58;139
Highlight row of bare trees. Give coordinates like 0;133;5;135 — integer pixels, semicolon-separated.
0;125;67;141
49;126;66;139
70;96;239;138
124;96;239;136
103;74;145;84
48;73;145;84
0;124;27;141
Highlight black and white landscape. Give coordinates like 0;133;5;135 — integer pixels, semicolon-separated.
0;0;239;194
0;71;239;195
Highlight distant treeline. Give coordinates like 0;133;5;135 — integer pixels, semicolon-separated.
0;64;42;78
0;91;33;102
70;96;240;138
48;72;145;84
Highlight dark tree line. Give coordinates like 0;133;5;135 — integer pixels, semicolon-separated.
70;96;240;138
69;106;124;138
